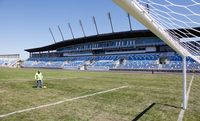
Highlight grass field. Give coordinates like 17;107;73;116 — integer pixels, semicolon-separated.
0;68;200;121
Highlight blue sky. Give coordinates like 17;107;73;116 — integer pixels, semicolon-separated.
0;0;145;59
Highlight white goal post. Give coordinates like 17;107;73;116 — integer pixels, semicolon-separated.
113;0;200;110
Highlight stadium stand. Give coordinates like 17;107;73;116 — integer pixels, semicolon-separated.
0;54;21;68
23;29;200;72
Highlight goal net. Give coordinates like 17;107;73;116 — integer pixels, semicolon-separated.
113;0;200;63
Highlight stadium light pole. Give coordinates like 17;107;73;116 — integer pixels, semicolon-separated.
68;23;75;39
58;25;65;41
49;28;56;43
108;12;114;33
93;16;99;35
127;13;132;31
79;20;86;37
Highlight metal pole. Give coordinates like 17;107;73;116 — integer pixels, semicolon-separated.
68;23;75;39
108;12;114;33
58;25;65;41
49;28;56;43
127;13;132;31
182;56;187;110
79;20;86;37
93;16;99;35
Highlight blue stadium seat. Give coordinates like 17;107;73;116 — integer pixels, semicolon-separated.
23;53;200;71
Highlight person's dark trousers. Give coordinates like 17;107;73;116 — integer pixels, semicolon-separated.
39;80;43;88
36;80;39;88
36;80;42;88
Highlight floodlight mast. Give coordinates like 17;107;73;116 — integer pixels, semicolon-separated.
108;12;114;33
68;23;75;39
93;16;99;35
113;0;190;110
127;13;132;31
79;20;86;37
58;25;65;41
49;28;56;43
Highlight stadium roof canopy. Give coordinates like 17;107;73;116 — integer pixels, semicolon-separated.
25;28;200;52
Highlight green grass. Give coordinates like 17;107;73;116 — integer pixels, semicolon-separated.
0;68;199;121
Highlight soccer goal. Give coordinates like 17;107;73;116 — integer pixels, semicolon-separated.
113;0;200;110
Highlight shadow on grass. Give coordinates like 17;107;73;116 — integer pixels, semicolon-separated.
132;103;156;121
32;85;37;88
157;103;181;109
132;103;181;121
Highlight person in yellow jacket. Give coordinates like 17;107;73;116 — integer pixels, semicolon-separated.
35;71;43;88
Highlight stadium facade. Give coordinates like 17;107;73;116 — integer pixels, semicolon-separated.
23;28;200;71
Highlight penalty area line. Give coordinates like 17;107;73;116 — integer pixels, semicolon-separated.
0;85;128;118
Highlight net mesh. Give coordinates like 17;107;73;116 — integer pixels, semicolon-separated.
114;0;200;63
137;0;200;55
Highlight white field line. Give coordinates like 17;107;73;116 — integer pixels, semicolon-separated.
177;75;194;121
0;85;128;118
